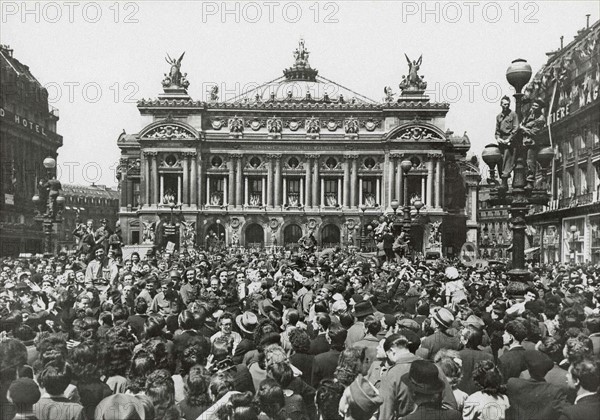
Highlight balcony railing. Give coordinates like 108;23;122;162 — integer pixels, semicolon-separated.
363;193;377;208
248;193;262;207
286;193;300;207
209;192;223;206
325;193;338;207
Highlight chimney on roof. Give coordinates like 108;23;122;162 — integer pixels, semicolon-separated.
560;36;564;50
587;14;591;29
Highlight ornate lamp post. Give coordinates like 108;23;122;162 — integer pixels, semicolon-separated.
570;225;577;263
482;59;555;294
32;157;65;256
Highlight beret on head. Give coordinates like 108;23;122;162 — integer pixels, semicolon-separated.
525;350;554;378
8;378;40;406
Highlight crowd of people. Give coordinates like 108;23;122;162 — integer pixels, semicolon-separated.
0;240;599;420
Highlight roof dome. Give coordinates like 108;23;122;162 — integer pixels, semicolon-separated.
225;39;375;105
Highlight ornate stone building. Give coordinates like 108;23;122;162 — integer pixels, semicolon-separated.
117;41;474;256
526;19;600;263
56;184;119;252
0;45;63;256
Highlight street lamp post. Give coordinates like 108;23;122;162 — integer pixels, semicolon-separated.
570;225;577;263
482;59;555;295
32;157;65;256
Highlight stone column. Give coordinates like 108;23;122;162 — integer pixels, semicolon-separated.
359;177;363;206
228;157;235;206
311;154;320;208
235;155;243;207
190;152;197;207
435;159;443;208
350;156;358;208
151;152;159;206
300;178;304;206
337;178;342;206
261;177;266;206
398;163;404;206
142;152;150;207
206;177;210;205
343;155;351;208
182;153;189;207
273;154;282;207
440;160;445;209
223;176;228;206
244;176;249;206
393;154;402;204
177;175;182;204
426;157;434;208
387;154;395;206
266;154;277;208
197;157;203;208
376;178;381;206
421;177;426;202
160;175;164;203
119;158;128;209
383;152;390;208
126;179;133;210
283;178;287;205
304;156;312;208
320;178;325;207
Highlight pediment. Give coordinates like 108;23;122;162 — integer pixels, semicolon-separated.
139;119;198;140
386;122;446;142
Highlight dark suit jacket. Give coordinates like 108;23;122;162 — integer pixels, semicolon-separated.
232;337;255;365
506;377;569;420
290;352;315;385
400;403;462;420
309;333;330;355
498;346;527;383
558;394;600;420
311;349;341;388
458;348;494;395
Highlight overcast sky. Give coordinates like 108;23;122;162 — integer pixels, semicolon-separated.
2;1;598;187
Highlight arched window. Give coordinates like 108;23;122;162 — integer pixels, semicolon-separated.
321;224;340;247
283;224;302;247
245;224;264;248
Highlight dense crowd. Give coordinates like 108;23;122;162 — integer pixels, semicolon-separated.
0;242;599;420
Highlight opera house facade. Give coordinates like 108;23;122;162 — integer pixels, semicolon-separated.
116;41;478;256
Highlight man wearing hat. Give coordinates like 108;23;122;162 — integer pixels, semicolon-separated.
399;360;462;420
345;300;375;348
417;307;461;360
232;311;258;364
338;374;383;420
506;350;570;420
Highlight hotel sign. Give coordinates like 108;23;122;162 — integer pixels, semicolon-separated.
0;107;48;136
